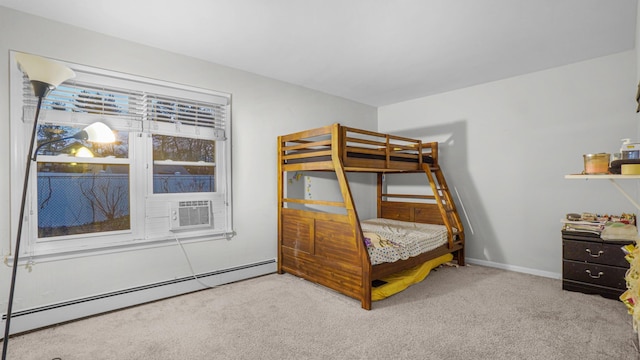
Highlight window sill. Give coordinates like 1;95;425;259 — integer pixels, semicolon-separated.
6;231;235;266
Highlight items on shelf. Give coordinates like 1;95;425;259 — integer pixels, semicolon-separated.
561;212;636;237
603;139;640;174
583;153;611;174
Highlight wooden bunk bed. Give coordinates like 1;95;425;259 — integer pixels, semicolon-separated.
277;123;465;310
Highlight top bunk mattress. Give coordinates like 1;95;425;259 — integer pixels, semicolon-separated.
361;218;449;266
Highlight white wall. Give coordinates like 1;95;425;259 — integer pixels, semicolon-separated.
0;7;376;333
379;51;638;277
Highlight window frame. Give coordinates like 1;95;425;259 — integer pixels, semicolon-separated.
9;51;233;260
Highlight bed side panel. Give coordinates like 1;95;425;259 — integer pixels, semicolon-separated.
315;220;359;262
280;208;364;300
281;214;314;254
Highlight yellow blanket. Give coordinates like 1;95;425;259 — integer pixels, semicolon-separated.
372;253;454;301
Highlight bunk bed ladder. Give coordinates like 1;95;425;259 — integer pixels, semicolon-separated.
422;164;465;265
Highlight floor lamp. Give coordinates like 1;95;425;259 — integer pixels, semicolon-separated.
2;53;114;360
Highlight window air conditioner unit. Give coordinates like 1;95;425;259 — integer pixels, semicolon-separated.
169;200;212;230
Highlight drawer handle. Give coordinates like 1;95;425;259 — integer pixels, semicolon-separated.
585;249;604;258
585;269;604;279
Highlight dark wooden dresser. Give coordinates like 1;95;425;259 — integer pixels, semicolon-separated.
562;230;632;300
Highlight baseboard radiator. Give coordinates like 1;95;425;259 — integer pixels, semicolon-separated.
2;259;276;337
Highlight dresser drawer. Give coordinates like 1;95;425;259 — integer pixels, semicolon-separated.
562;260;628;290
562;239;629;267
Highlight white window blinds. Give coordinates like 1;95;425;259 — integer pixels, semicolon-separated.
22;73;143;133
147;94;228;140
21;69;229;140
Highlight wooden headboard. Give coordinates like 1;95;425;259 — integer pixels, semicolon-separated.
379;200;444;225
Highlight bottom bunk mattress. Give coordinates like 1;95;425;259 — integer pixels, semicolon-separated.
361;218;449;266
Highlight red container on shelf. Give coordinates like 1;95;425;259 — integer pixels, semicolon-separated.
583;153;610;174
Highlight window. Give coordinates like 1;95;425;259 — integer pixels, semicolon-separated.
152;135;216;193
10;52;233;257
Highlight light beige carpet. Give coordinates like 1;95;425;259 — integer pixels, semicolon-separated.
5;264;639;360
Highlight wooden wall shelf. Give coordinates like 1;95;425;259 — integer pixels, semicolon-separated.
565;174;640;179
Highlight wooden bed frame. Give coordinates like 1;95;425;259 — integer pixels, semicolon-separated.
277;123;465;309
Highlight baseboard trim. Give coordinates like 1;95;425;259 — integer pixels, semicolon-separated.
466;258;561;280
2;259;277;336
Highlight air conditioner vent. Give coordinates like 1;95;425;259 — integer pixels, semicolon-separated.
169;200;212;230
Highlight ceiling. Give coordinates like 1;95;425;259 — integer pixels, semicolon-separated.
0;0;637;106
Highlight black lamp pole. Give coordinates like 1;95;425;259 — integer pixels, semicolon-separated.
2;53;76;360
2;90;49;360
1;100;110;359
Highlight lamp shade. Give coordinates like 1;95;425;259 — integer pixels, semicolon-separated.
80;122;116;143
15;52;75;98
